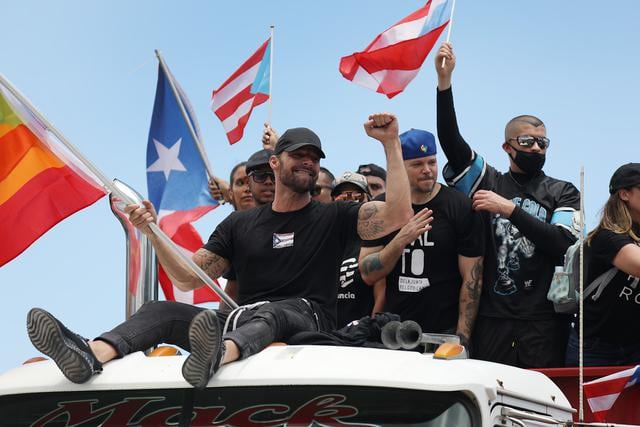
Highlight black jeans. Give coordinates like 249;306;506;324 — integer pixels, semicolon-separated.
97;299;321;360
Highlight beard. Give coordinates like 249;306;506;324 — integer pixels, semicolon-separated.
413;177;437;195
279;165;317;194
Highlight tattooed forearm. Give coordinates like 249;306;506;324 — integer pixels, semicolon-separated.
361;254;383;276
193;249;230;280
468;259;483;302
457;258;483;339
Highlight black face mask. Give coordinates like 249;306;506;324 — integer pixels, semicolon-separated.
510;148;545;175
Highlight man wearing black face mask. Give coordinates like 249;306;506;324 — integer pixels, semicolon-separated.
433;43;581;369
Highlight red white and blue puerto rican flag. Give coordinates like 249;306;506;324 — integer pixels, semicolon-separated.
584;365;640;422
211;38;271;144
340;0;452;99
147;63;220;304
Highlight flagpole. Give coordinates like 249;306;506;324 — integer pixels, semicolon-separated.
154;50;215;181
578;166;585;422
267;25;274;124
0;73;238;310
441;0;457;68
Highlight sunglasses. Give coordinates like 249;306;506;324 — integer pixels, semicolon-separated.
506;135;550;149
248;170;275;183
334;190;366;202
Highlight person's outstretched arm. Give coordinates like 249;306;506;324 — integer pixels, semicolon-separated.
435;42;473;174
126;201;230;291
357;113;413;240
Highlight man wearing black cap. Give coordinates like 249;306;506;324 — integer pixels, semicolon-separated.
219;149;277;313
359;129;485;348
357;163;387;198
27;113;412;389
434;43;581;368
245;148;275;206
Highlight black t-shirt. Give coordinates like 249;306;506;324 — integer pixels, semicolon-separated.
336;234;374;328
437;87;581;320
204;200;360;327
444;159;581;320
581;230;640;345
363;187;484;333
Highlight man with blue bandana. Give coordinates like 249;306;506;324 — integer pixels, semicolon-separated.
359;129;485;349
434;43;581;368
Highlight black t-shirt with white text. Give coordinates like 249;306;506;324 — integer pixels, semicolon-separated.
204;200;360;328
336;235;374;328
363;187;484;333
581;229;640;345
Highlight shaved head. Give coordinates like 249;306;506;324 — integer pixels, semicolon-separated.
504;115;545;140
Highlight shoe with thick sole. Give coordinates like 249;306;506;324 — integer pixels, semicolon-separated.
26;308;102;384
182;309;224;389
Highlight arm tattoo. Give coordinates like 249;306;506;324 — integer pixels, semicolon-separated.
361;254;383;276
193;249;229;279
358;203;385;240
459;258;483;338
467;259;483;301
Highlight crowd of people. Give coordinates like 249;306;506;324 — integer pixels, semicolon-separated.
25;42;640;388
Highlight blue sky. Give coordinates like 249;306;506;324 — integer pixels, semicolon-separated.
1;1;639;372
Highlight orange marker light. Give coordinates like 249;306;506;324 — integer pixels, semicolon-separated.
434;342;467;360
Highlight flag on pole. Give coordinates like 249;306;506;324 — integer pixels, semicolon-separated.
147;64;220;304
0;83;106;267
211;38;271;144
584;365;640;422
339;0;452;99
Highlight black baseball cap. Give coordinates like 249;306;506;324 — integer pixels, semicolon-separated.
357;163;387;181
274;127;326;158
609;163;640;194
246;149;273;173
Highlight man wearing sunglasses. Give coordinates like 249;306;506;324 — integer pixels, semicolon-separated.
27;113;413;390
220;150;277;313
434;43;581;368
246;149;276;206
311;167;335;203
330;172;383;327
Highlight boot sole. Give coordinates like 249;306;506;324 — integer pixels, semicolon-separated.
182;310;221;389
27;308;93;384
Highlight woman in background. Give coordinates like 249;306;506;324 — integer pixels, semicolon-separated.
566;163;640;366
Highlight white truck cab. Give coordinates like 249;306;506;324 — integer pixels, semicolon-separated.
0;344;574;426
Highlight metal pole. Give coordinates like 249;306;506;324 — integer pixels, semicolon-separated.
0;74;238;309
109;181;158;320
441;0;457;68
154;50;215;181
267;26;274;124
578;166;585;421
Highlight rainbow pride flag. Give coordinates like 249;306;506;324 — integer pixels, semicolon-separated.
0;84;106;266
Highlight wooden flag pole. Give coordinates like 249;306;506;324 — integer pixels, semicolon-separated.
441;0;457;68
0;73;238;310
267;25;275;125
154;50;215;181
